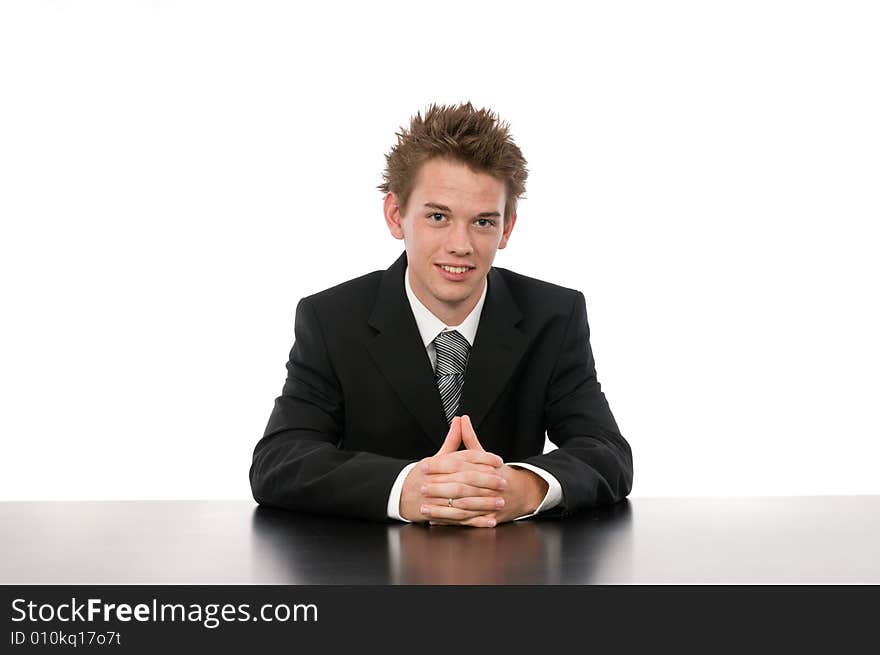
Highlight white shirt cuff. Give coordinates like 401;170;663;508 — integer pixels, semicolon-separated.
387;462;419;522
506;462;563;521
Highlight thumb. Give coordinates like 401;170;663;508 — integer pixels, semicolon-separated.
460;415;485;451
437;416;462;455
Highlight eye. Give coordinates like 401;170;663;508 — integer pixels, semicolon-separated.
429;213;446;222
476;218;496;228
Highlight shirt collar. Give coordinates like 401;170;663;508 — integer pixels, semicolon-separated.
404;264;487;348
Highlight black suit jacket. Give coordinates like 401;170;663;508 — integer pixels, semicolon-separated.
250;251;633;522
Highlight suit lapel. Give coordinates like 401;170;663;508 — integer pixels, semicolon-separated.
367;252;528;449
457;267;528;433
367;252;449;449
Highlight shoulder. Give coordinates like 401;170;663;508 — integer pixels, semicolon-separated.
298;269;385;318
492;266;593;341
492;265;582;313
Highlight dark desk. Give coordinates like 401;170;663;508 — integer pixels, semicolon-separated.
2;497;878;584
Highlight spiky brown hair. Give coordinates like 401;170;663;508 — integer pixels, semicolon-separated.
377;101;528;224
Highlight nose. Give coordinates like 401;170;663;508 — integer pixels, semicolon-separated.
444;221;473;256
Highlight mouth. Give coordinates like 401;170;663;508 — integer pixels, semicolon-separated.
435;263;476;281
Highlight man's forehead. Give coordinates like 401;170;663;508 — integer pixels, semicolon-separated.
412;161;505;211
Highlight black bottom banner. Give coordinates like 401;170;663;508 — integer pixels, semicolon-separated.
2;585;876;653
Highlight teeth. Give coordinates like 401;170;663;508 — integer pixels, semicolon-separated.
441;265;469;274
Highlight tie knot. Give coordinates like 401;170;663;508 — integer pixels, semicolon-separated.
434;329;470;376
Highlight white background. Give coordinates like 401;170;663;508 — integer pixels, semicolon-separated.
1;1;877;500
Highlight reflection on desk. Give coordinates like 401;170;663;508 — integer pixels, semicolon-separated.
250;501;632;585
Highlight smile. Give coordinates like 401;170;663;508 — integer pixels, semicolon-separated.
435;264;476;281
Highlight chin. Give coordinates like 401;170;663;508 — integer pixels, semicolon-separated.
445;292;475;305
430;286;468;302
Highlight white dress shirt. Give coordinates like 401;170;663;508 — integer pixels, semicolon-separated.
386;265;564;522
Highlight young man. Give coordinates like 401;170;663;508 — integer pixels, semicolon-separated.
250;102;633;527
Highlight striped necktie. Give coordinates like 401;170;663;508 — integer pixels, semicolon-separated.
433;329;471;424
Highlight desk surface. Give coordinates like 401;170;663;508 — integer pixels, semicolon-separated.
2;497;878;584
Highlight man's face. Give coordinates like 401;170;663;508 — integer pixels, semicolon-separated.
384;157;517;324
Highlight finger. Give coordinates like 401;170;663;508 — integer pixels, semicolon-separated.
459;513;498;528
421;481;502;500
448;448;504;468
426;460;501;477
454;462;502;476
426;469;509;491
425;457;509;480
436;416;463;455
460;414;484;451
420;503;492;522
429;514;498;528
422;494;505;512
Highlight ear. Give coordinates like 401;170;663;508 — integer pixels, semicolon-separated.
498;211;517;249
383;192;406;240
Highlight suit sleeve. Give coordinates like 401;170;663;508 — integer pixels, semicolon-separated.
249;297;414;521
521;291;633;517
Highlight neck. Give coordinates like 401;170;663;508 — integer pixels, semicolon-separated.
427;296;479;327
410;274;486;327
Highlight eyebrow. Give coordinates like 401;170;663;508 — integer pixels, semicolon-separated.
423;202;501;219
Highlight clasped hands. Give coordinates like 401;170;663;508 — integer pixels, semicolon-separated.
400;415;548;527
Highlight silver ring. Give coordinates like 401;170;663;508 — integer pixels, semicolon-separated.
448;498;454;507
